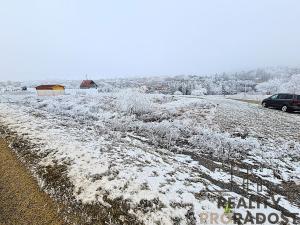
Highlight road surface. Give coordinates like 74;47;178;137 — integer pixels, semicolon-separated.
0;138;63;225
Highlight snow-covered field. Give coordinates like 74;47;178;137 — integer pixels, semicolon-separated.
0;90;299;225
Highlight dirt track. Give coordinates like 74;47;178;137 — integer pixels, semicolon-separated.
0;138;63;225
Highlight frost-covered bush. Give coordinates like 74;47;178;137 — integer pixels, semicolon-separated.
140;120;181;147
151;95;174;104
173;91;183;95
109;96;215;148
117;89;154;116
188;128;260;160
191;88;207;96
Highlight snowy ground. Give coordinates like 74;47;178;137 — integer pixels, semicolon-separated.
0;90;299;225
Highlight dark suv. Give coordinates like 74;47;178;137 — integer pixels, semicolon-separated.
262;93;300;112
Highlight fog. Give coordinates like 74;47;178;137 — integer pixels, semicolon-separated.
1;0;300;81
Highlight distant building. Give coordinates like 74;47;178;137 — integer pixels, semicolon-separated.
80;80;98;89
35;85;65;96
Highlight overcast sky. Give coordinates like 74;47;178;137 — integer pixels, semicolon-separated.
1;0;300;81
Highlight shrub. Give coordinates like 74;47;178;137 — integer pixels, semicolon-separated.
117;89;154;116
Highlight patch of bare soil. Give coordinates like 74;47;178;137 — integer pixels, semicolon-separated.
229;98;260;105
0;138;63;225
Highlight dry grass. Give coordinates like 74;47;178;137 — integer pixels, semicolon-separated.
0;138;64;225
229;98;261;105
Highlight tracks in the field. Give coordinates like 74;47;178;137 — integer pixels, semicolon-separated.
180;150;300;221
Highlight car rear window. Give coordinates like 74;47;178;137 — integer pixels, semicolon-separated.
297;95;300;100
278;94;293;99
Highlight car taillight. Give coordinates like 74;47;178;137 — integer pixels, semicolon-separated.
292;99;300;105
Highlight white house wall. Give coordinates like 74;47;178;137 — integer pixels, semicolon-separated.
37;90;65;96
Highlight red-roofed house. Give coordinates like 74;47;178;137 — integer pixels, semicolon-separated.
80;80;98;89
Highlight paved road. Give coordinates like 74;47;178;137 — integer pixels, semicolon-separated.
0;138;63;225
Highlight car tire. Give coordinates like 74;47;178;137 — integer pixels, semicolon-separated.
262;102;268;108
281;105;288;112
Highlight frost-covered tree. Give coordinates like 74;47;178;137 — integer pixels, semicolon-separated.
256;78;283;94
280;74;300;94
256;75;300;94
